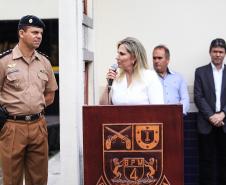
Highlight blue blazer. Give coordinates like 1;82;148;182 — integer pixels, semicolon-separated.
194;63;226;134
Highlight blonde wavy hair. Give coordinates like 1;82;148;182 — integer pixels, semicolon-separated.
117;37;149;81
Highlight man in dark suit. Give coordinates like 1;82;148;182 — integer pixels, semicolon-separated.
194;38;226;185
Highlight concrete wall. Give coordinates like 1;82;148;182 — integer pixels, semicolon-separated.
0;0;58;20
94;0;226;109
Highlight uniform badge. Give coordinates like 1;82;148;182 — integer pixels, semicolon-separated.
8;63;16;68
100;123;170;185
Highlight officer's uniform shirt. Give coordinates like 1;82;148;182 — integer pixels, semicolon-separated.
0;45;58;115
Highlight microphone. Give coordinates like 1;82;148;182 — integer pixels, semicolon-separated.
108;63;118;89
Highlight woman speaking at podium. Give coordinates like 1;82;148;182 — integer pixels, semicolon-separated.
99;37;164;105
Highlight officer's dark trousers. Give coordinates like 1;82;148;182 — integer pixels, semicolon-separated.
199;127;226;185
0;117;48;185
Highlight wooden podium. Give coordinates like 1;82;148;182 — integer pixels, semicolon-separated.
83;105;183;185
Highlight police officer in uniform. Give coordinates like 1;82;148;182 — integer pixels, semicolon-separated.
0;15;58;185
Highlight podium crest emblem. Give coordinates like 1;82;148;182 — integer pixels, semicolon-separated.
102;123;166;185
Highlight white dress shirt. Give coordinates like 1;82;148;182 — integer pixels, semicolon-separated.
111;69;164;105
211;62;224;112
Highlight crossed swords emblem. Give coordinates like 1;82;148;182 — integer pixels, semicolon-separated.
105;126;131;150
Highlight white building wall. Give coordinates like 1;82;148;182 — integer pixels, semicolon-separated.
94;0;226;110
0;0;58;20
59;0;84;184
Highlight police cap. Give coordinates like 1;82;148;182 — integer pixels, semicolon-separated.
18;15;45;30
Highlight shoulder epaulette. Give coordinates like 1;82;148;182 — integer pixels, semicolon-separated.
0;49;12;59
37;50;49;59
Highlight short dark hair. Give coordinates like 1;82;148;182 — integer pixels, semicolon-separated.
153;45;170;60
209;38;226;52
